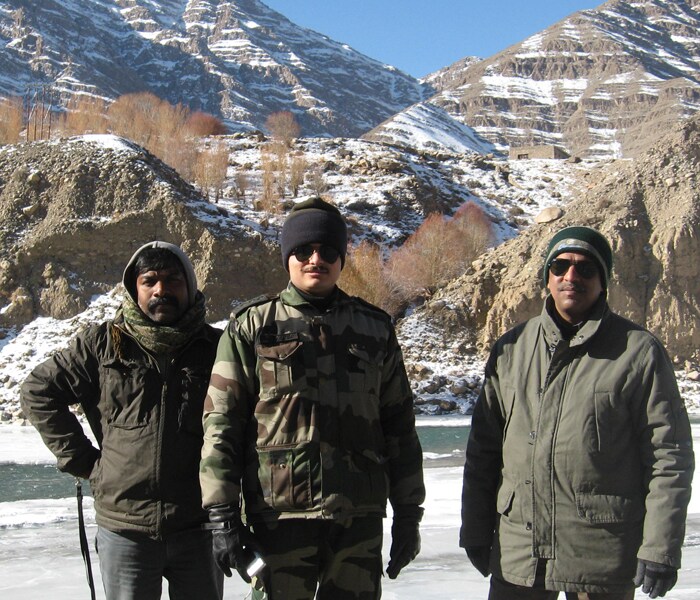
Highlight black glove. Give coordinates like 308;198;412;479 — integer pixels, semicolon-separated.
386;506;423;579
465;545;491;577
633;559;678;598
207;505;263;582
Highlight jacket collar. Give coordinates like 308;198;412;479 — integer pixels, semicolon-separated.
280;282;348;310
541;294;609;349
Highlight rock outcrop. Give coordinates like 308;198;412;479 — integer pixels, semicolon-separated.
401;111;700;366
0;135;288;327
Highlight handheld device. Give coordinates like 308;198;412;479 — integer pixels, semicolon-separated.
246;553;265;578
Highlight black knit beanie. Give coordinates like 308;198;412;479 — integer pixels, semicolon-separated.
281;197;347;270
543;226;613;288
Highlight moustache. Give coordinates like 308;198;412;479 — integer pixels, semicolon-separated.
557;283;586;293
148;296;178;310
302;266;329;274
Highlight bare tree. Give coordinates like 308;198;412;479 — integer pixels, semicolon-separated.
56;96;109;136
265;111;300;148
289;152;306;197
193;142;229;202
258;152;280;212
0;97;23;144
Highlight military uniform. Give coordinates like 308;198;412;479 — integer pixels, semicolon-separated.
201;283;425;598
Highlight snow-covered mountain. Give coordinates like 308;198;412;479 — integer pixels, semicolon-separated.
3;0;700;156
362;102;497;155
375;0;700;158
0;0;429;136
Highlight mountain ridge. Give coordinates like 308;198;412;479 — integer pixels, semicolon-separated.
399;0;700;158
0;0;430;137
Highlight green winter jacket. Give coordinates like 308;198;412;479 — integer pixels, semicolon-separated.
21;317;221;538
460;296;694;593
200;284;425;523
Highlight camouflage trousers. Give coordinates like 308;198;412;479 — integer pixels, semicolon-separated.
250;516;383;600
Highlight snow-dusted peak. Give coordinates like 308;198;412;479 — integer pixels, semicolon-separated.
0;0;431;137
363;103;497;155
385;0;700;158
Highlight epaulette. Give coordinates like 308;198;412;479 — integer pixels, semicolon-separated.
229;294;279;320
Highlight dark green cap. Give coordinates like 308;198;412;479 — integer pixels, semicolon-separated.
543;226;613;287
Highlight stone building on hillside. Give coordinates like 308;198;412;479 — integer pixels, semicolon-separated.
509;145;570;160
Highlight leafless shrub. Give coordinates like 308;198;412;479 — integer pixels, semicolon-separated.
232;170;249;199
185;111;228;136
340;241;404;317
265;110;300;147
0;96;24;144
386;201;494;300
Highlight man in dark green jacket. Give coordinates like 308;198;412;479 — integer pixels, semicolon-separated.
200;197;425;599
461;226;694;599
21;241;223;600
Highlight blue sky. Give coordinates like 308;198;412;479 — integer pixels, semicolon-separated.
263;0;602;78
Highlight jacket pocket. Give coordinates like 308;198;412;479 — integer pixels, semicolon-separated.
342;344;386;462
575;489;644;524
339;452;389;508
257;442;320;510
496;480;515;516
255;338;303;397
590;391;631;455
347;344;385;396
100;358;153;428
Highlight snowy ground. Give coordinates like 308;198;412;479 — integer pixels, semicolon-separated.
0;419;698;600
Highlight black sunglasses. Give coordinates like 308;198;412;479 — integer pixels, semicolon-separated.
549;258;598;279
292;244;340;264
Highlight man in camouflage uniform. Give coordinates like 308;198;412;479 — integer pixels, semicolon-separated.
200;197;425;599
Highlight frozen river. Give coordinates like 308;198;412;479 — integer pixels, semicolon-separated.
1;418;698;599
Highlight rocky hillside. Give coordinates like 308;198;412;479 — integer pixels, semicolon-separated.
0;0;428;137
378;0;700;158
0;128;588;416
0;130;584;332
0;135;288;327
399;111;700;398
1;113;699;417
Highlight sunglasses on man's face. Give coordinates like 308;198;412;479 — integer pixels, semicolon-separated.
292;244;340;264
549;258;598;279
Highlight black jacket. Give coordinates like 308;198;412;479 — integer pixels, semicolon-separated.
21;319;221;538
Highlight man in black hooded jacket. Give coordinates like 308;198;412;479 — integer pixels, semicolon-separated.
21;241;223;600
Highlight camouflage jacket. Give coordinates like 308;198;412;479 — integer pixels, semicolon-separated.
200;284;425;522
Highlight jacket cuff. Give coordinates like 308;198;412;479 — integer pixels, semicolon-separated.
391;505;424;522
